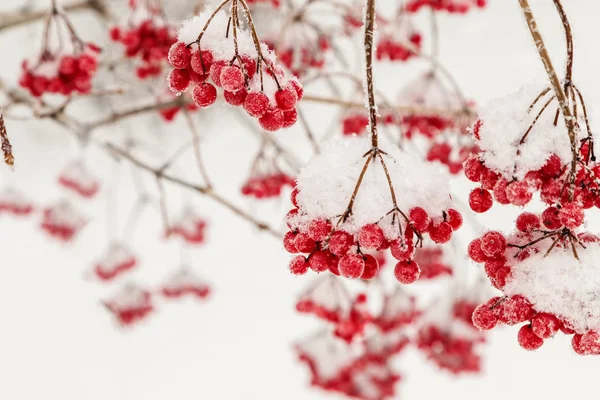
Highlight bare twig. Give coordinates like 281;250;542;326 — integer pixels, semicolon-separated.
0;111;13;166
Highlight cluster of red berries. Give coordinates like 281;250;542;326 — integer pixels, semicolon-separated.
427;141;475;175
405;0;486;13
417;299;484;374
58;161;100;198
372;288;421;331
295;331;403;399
20;46;99;97
402;114;454;139
161;268;211;300
103;284;154;326
469;220;600;354
167;40;302;131
246;0;280;7
285;187;463;285
273;37;329;77
93;242;138;281
165;208;207;245
376;32;422;62
296;278;370;343
0;187;34;216
413;246;453;279
241;173;295;199
110;20;176;79
341;111;369;136
41;201;87;242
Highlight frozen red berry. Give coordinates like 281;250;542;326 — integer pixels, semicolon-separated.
289;79;303;100
542;206;562;230
358;223;384;249
531;313;560;339
472;304;498;330
191;50;213;74
516;212;541;232
294;233;316;253
506;181;533;206
518;324;544;351
259;108;285;131
394;260;420;284
498;295;534;325
572;331;600;355
275;86;298;110
209;60;227;86
283;108;298;128
338;254;365;279
390;238;414;261
192;83;217;107
307;219;332;242
468;238;488;263
409;207;430;232
290;255;309;275
480;231;506;258
328;230;354;256
540;154;562;178
429;222;452;244
558;202;584;229
168;42;191;69
168;68;190;93
244;92;270;118
308;250;333;273
446;209;462;231
219;65;245;92
224;88;247;106
360;254;379;280
469;188;493;213
283;231;298;253
290;187;299;207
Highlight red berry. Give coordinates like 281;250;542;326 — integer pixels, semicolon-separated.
516;212;541;232
498;295;534;325
481;168;500;190
360;254;379;280
290;187;299;207
219;65;245;92
59;55;78;76
358;223;384;249
493;178;510;204
446;209;462;231
390;237;414;261
223;88;247;106
259;108;285;131
506;181;533;206
572;331;600;355
559;202;584;229
540;154;562;178
308;250;333;273
328;231;353;256
168;42;191;69
480;231;506;258
409;207;430;232
472;303;498;330
394;260;421;284
294;233;316;253
244;92;270;118
209;60;227;86
338;254;365;279
468;238;488;263
308;219;332;242
192;83;217;107
484;258;505;278
492;266;511;289
463;155;483;182
168;68;190;92
289;79;304;100
429;222;452;244
531;313;560;339
290;255;309;275
469;188;493;213
518;325;544;351
275;86;298;110
542;206;562;230
190;50;213;74
283;108;298;128
283;231;298;253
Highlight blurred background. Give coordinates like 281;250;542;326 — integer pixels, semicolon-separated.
0;0;599;399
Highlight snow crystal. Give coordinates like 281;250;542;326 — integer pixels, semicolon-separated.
504;241;600;334
476;83;596;180
294;136;452;239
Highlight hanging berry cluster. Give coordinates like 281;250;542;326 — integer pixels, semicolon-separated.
284;136;462;284
241;144;295;199
0;187;34;216
376;16;422;63
19;5;99;97
167;2;303;131
406;0;486;14
109;1;177;80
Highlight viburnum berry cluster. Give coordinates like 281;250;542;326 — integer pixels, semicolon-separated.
241;172;294;199
41;200;87;242
165;207;208;245
285;136;462;284
413;244;453;279
109;2;177;80
0;187;34;216
406;0;486;14
19;5;99;97
93;242;138;281
166;4;302;131
376;19;421;63
103;283;154;326
341;109;369;136
160;267;211;300
58;160;101;198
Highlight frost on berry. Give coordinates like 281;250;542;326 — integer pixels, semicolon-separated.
357;223;385;249
41;200;87;242
406;0;486;13
394;260;421;284
373;288;420;331
338;254;365;279
244;92;270;118
517;324;544;351
161;267;211;300
93;242;137;281
165;208;207;244
296;276;353;323
103;283;154;326
290;255;309;275
193;83;217;107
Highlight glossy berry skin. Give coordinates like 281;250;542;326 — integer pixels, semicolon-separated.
394;260;421;284
518;325;544;351
409;207;430;232
542;206;562;230
516;212;541;232
447;209;463;230
338;254;365;279
469;188;493;213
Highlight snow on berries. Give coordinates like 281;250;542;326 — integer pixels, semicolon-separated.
41;200;87;241
469;215;600;355
92;242;138;281
166;6;302;131
103;283;154;326
406;0;486;13
160;267;211;300
284;136;460;284
57;160;100;198
165;207;207;244
0;187;34;216
376;18;421;62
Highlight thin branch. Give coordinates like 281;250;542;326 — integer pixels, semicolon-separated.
364;0;378;148
0;111;13;166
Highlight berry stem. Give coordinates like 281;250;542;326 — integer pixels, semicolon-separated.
363;0;378;149
0;110;13;166
337;152;374;224
194;0;231;45
552;0;573;86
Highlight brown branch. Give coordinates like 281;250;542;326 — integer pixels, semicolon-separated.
0;111;13;166
0;0;108;33
552;0;573;84
87;99;188;131
105;144;284;239
364;0;378;148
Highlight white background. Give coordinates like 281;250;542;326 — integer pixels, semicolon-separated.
1;0;599;399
